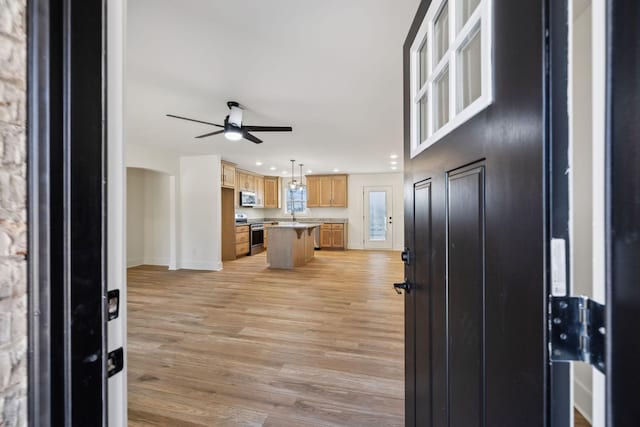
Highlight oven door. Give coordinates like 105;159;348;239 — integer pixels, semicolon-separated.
250;226;264;254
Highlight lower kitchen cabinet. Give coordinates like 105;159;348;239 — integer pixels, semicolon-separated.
320;223;345;249
236;225;250;257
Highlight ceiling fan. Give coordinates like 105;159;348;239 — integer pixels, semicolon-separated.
167;101;292;144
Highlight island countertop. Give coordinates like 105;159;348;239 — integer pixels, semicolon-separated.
265;223;321;229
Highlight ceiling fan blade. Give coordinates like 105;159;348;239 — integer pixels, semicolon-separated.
242;125;293;132
166;114;223;128
243;132;263;144
195;130;225;139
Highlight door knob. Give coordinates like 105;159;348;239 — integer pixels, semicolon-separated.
393;280;411;294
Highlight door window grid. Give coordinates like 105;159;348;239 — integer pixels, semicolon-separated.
368;191;387;241
410;0;493;158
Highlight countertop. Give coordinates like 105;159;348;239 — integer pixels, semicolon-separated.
242;217;348;225
265;223;322;229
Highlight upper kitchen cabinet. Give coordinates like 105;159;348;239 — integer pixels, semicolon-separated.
264;176;280;208
255;175;265;207
221;161;236;189
306;176;320;207
307;174;348;208
236;170;256;193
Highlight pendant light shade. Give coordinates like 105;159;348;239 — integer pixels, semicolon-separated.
298;163;306;189
289;160;298;190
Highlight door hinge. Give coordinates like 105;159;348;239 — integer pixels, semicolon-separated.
549;296;605;373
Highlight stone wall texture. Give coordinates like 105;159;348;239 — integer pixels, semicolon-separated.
0;0;27;426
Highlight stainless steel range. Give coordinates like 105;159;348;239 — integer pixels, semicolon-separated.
249;223;264;255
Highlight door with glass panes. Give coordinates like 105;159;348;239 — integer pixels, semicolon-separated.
402;0;547;425
364;186;393;249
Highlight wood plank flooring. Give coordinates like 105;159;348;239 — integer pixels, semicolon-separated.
575;409;591;427
127;250;404;426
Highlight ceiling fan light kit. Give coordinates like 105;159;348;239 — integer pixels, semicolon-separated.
167;101;293;144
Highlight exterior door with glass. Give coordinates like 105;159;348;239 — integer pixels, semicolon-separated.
364;186;393;249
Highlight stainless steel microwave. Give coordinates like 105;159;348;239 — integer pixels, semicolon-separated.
240;191;257;207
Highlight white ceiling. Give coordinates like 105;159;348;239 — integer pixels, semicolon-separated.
126;0;420;175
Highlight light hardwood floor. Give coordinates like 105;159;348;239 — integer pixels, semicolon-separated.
128;250;404;426
575;409;591;427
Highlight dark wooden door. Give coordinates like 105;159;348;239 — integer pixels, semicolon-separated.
606;0;640;424
402;1;546;426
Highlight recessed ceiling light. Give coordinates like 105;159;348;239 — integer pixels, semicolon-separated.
390;154;399;159
307;170;313;174
391;166;398;170
333;168;339;173
256;161;263;166
282;171;288;175
390;161;398;165
269;166;277;171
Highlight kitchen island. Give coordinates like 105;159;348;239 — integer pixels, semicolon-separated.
266;223;321;269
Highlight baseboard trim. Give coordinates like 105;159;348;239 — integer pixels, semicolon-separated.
127;258;144;268
574;378;593;424
179;260;223;271
142;257;170;266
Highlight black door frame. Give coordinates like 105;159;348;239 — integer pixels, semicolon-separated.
27;0;107;425
546;0;572;425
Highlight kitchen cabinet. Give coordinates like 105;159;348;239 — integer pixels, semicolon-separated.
221;161;236;189
306;176;320;207
320;223;346;249
330;175;347;207
307;175;348;208
255;176;264;207
319;176;333;206
235;225;250;257
237;170;261;194
237;171;252;192
331;223;344;248
264;177;280;208
247;174;256;193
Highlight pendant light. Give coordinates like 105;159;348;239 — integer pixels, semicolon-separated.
298;163;306;189
288;160;298;190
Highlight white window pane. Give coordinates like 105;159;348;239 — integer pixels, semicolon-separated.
434;2;449;65
368;192;387;241
458;29;482;111
286;188;307;213
419;95;429;142
434;68;449;131
459;0;481;31
419;40;428;87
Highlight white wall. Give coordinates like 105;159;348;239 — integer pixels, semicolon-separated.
126;143;179;176
126;169;145;267
126;144;223;271
179;155;222;270
143;170;172;265
126;168;172;267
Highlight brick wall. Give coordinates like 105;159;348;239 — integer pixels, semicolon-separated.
0;0;28;425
